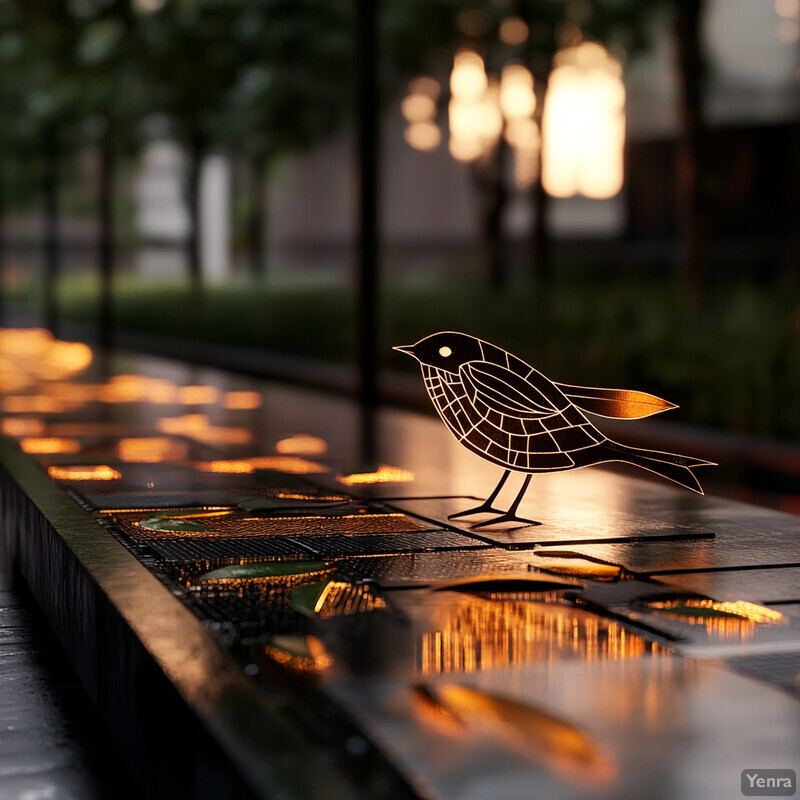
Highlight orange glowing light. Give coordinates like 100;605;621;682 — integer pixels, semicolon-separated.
1;418;45;437
541;42;625;199
499;16;529;45
20;437;81;454
337;465;415;485
178;385;219;405
156;414;209;435
117;437;188;463
48;465;121;481
264;635;333;674
646;598;785;625
195;456;328;475
195;460;255;474
275;434;328;456
3;396;75;414
402;94;437;122
404;121;442;152
223;391;262;410
157;414;252;445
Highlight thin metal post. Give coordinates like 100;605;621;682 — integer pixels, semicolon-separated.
355;0;379;465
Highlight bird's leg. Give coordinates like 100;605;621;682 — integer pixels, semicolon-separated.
448;470;511;520
470;474;540;528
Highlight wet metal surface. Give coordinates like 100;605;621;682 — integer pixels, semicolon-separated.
1;328;800;798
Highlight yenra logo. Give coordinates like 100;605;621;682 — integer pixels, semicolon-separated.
741;769;796;797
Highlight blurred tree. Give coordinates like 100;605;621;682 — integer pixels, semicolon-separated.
71;0;151;347
10;1;86;336
443;1;668;291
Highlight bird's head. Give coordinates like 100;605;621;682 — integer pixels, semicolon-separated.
393;332;483;375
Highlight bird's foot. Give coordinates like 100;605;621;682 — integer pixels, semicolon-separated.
448;503;506;521
469;512;541;529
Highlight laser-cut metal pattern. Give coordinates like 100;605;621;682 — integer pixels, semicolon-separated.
396;332;715;527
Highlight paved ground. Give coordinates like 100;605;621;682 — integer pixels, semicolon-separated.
0;547;139;800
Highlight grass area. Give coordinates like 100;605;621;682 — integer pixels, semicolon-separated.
9;269;800;441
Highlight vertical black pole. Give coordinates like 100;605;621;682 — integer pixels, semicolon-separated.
42;125;59;337
355;0;379;465
98;118;114;350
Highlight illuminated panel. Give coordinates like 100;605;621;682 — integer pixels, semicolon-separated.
20;437;81;454
275;434;328;456
337;465;415;485
1;418;45;437
48;465;122;481
117;437;188;463
178;385;219;405
223;391;262;410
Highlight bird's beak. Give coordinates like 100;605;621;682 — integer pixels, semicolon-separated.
393;345;416;357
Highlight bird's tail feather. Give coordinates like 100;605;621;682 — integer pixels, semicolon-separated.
599;441;715;495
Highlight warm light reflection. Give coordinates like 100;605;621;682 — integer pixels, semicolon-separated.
451;50;488;100
434;683;615;782
4;396;76;414
156;414;252;445
178;385;219;405
48;465;121;481
195;456;328;475
275;434;328;456
20;437;80;454
312;580;387;618
645;598;785;638
117;437;188;463
264;635;332;674
542;42;625;199
337;464;415;485
420;597;664;675
1;418;45;437
98;375;178;404
533;557;625;581
223;391;262;410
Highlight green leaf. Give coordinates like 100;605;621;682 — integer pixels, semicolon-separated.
288;581;330;617
199;560;331;582
236;497;280;511
138;516;210;532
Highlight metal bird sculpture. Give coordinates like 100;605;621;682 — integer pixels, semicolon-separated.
394;332;714;527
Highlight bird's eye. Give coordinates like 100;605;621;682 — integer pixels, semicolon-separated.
439;346;452;357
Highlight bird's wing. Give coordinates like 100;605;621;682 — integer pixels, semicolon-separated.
461;361;561;419
555;384;677;419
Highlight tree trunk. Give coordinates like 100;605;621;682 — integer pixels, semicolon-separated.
98;118;115;350
185;133;205;293
248;157;267;278
530;67;552;288
42;125;59;337
674;0;708;304
473;136;510;291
